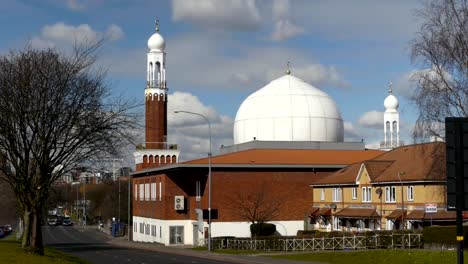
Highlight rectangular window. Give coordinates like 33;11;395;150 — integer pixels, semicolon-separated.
332;188;342;202
352;188;357;200
160;226;162;238
362;187;372;202
144;183;150;201
407;186;414;201
139;184;144;201
151;183;157;201
385;186;396;202
134;184;138;200
320;189;325;201
159;181;162;201
139;223;144;234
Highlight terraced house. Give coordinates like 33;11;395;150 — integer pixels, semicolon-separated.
310;142;456;232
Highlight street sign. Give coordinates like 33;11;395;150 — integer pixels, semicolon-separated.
425;204;438;213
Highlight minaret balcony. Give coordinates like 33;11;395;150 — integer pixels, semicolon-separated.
136;142;178;150
380;141;404;149
146;81;167;89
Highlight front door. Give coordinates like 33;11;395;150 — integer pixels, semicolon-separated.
192;224;199;247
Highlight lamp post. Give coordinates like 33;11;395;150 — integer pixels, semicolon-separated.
397;172;406;230
174;110;212;251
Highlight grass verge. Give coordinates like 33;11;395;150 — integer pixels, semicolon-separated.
0;238;89;264
271;249;468;264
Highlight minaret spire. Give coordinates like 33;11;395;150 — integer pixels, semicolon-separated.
285;61;291;75
388;81;393;94
155;19;159;32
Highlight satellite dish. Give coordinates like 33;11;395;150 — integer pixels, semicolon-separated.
330;203;337;209
376;188;382;194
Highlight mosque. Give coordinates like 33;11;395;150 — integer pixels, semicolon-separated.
130;24;407;246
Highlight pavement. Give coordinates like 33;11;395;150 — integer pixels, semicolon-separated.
86;225;324;264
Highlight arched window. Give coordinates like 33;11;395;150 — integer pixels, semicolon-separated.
148;155;154;165
156;61;161;87
149;62;153;87
385;121;391;141
171;155;177;163
143;155;148;168
392;121;398;143
155;155;160;167
166;155;171;163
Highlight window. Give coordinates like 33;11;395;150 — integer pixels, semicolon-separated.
134;184;138;200
320;189;325;201
151;183;157;201
385;186;396;202
332;188;342;202
196;181;201;202
362;187;372;202
139;184;144;201
160;226;162;238
407;186;414;201
144;183;150;201
139;223;144;234
159;181;162;201
352;188;357;200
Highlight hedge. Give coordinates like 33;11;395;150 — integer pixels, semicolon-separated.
422;226;468;248
250;223;276;236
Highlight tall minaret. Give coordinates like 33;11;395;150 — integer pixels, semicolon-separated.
382;82;400;150
135;21;179;171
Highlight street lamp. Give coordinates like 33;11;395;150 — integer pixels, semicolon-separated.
174;110;212;251
397;171;406;230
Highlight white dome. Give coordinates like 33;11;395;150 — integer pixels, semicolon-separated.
234;74;344;144
147;32;165;51
384;93;399;112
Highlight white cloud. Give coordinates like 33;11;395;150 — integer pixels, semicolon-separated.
31;22;124;49
358;111;383;129
67;0;85;11
167;92;234;161
271;0;304;41
343;121;362;141
171;0;261;31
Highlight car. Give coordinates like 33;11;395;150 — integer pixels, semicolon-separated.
0;228;4;238
47;215;58;226
62;216;73;226
3;225;12;235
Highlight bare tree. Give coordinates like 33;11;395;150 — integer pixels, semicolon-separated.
410;0;468;140
0;43;137;254
229;182;282;235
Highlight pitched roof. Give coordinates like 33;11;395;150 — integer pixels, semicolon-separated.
181;148;385;166
334;208;380;219
311;142;445;186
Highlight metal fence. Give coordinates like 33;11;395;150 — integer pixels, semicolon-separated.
207;233;422;251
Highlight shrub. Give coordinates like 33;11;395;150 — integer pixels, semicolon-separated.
422;226;468;248
250;223;276;237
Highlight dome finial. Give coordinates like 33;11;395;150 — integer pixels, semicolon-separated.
285;60;291;75
388;81;393;94
155;19;160;32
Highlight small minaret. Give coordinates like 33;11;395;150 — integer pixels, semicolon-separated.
134;21;179;171
382;82;400;150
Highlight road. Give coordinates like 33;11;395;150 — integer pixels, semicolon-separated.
43;225;241;264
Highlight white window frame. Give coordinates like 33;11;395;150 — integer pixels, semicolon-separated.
320;189;325;201
139;184;144;201
159;182;162;201
134;184;138;200
151;182;157;201
407;185;414;201
362;187;372;202
332;188;342;202
385;186;396;203
352;187;357;200
144;183;150;201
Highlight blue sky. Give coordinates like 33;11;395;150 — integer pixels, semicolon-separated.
1;0;428;163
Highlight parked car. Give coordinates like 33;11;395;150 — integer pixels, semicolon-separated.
47;215;58;226
0;228;4;238
62;216;73;226
2;225;12;235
